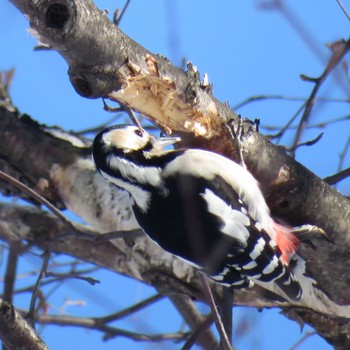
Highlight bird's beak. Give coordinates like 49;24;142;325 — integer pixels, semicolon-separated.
152;135;181;150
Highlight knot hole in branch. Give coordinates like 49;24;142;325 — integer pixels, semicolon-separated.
45;3;70;29
71;77;92;97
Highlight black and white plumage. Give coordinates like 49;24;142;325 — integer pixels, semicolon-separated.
92;125;302;301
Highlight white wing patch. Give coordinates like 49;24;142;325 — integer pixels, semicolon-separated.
200;188;250;245
163;150;275;239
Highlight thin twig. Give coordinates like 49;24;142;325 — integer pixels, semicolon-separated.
181;315;213;350
198;273;233;350
269;101;306;142
337;134;350;174
232;94;349;110
102;99;142;128
219;288;233;346
26;250;51;327
9;267;100;296
286;133;324;152
336;0;350;21
291;38;350;156
261;114;350;132
289;331;317;350
324;167;350;185
124;106;143;129
99;293;164;323
113;0;131;26
168;293;219;350
44;272;100;286
21;311;189;342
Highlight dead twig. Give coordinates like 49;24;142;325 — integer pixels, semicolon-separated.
44;272;100;286
232;94;350;111
26;250;51;327
99;293;164;324
336;0;350;21
181;315;213;350
337;134;350;175
324;167;350;186
198;273;233;350
291;38;350;156
289;331;317;350
113;0;132;26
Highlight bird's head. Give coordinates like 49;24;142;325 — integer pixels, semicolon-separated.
94;125;180;153
93;125;180;170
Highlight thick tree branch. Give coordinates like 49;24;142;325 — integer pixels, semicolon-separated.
0;299;48;350
10;0;238;142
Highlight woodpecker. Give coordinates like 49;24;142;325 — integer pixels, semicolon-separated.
92;125;302;301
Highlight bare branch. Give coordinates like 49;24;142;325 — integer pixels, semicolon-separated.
198;273;233;350
167;293;219;350
3;241;21;304
324;167;350;185
25;312;189;343
337;134;350;174
113;0;132;27
232;94;350;111
262;114;350;132
27;250;51;327
218;288;234;348
336;0;350;21
99;293;164;323
290;331;317;350
181;315;213;350
0;299;48;350
269;101;306;141
291;38;350;155
44;272;100;286
287;133;324;152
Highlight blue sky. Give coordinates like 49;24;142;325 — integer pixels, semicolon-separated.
1;1;349;349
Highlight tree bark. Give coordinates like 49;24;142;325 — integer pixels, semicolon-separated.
0;299;48;350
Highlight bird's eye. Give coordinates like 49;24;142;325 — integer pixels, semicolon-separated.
134;129;143;137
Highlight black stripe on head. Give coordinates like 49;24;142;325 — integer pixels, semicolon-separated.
92;128;113;173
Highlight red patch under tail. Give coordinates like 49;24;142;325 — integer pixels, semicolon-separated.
272;221;299;265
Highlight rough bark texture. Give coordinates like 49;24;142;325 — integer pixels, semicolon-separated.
4;0;350;348
0;299;48;350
